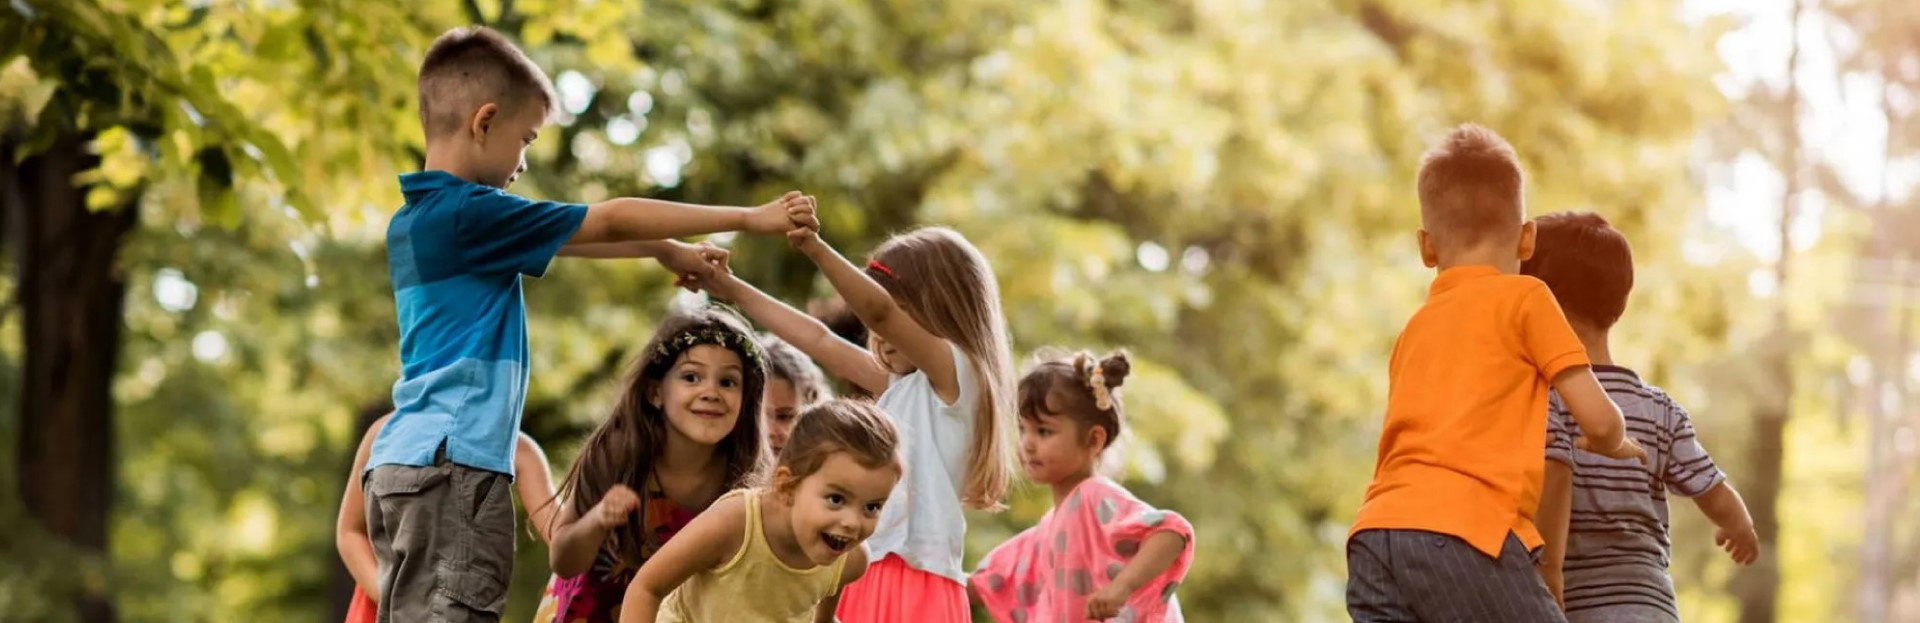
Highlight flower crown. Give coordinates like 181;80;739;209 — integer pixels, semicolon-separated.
652;326;763;370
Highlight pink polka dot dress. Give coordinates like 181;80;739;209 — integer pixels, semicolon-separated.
970;477;1195;623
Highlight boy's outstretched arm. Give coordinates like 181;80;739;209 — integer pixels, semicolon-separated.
568;192;808;246
689;256;890;396
1551;367;1645;462
1536;460;1573;608
1693;481;1759;565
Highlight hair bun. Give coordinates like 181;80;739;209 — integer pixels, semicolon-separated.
1097;351;1131;389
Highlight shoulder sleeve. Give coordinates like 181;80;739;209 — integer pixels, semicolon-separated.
1544;391;1577;467
1662;400;1726;498
1516;282;1590;381
970;524;1046;621
1088;480;1195;601
455;185;588;277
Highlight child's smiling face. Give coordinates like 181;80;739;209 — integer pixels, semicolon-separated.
784;452;898;566
654;345;746;447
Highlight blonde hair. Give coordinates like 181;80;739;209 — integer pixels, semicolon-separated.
864;227;1015;511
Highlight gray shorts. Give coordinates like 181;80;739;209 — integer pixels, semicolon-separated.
1347;529;1567;623
364;454;516;622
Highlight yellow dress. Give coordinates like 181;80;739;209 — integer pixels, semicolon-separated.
660;489;849;622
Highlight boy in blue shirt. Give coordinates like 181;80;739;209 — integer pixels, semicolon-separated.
364;25;811;621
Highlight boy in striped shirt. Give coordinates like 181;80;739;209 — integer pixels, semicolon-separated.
1527;211;1759;622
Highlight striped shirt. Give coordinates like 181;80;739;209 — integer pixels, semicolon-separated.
1546;365;1725;623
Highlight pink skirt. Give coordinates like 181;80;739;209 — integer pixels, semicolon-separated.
835;554;968;623
345;586;376;623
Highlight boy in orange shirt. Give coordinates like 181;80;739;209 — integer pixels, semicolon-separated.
1345;124;1647;622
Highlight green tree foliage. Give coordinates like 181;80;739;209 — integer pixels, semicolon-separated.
2;0;1895;621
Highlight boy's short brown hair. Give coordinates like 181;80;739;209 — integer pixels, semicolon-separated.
1521;211;1634;330
1417;124;1526;245
417;26;558;141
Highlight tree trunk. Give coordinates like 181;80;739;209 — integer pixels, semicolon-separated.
1736;2;1805;621
2;131;138;623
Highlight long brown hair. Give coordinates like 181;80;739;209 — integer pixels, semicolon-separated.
553;307;770;566
864;226;1015;511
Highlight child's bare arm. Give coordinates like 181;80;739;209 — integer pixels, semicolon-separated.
549;484;642;577
792;228;961;403
513;433;560;544
1536;460;1574;608
1086;531;1187;619
1693;481;1759;565
568;192;806;246
812;545;870;623
693;257;891;396
618;496;747;623
336;415;390;601
1550;367;1643;462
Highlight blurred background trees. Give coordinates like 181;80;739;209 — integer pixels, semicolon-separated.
0;0;1911;621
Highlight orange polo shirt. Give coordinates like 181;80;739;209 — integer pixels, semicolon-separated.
1350;265;1590;558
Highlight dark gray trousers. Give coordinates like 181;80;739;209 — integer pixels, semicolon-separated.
365;452;516;622
1347;529;1567;623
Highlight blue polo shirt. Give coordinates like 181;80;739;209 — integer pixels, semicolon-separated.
369;170;588;477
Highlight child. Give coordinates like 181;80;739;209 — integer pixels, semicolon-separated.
336;414;560;622
1524;211;1758;622
1345;124;1648;623
690;220;1017;623
760;333;833;456
617;398;905;622
972;350;1196;623
367;25;808;620
808;298;875;400
536;307;770;622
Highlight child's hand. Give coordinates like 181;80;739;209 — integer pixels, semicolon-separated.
1084;583;1128;620
656;241;711;291
593;484;641;530
1715;524;1759;566
686;246;738;300
1576;434;1649;465
748;191;809;235
786;195;821;251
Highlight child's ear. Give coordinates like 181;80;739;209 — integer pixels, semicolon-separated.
1416;229;1439;268
469;103;500;141
1084;425;1109;453
771;466;796;500
1516;220;1538;262
648;385;662;410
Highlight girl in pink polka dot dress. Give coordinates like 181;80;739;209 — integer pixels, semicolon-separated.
971;350;1195;622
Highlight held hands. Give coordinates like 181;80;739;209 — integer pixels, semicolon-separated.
785;194;821;251
1715;524;1760;566
1575;434;1649;465
593;484;641;530
1085;583;1129;620
748;191;814;235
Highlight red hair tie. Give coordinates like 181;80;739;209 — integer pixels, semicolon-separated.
867;260;896;279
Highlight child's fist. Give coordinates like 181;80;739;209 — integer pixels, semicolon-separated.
1084;584;1128;620
1576;435;1649;465
1715;525;1759;566
748;192;808;235
593;484;641;530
